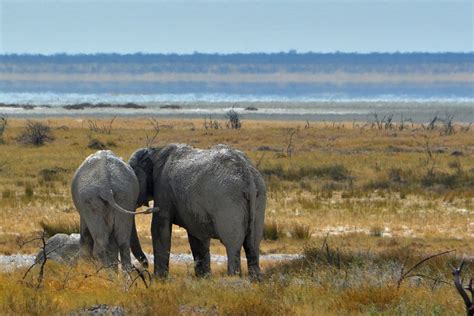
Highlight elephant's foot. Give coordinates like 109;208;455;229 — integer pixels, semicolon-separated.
249;269;263;282
153;270;169;279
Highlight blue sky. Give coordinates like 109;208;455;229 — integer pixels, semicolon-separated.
0;0;472;54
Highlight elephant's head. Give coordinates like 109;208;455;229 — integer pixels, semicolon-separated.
129;147;159;207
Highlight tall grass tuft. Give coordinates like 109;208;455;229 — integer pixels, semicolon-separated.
291;223;312;240
40;218;80;237
263;220;284;240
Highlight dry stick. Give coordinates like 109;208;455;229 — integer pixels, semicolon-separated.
452;261;474;316
19;233;49;288
397;249;455;289
127;267;152;290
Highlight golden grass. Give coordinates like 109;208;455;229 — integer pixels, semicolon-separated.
0;117;473;314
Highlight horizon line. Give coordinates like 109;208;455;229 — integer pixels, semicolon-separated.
1;51;473;57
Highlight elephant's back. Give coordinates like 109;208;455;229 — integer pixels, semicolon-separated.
72;150;138;201
169;146;250;190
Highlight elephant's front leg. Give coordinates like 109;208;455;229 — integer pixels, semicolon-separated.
187;233;211;277
151;212;172;278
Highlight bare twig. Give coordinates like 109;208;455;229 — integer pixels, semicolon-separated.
127;267;152;290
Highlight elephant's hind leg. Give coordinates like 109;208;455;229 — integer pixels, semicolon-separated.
188;233;211;277
83;207;114;269
114;214;133;272
80;216;93;258
215;207;245;276
243;234;262;281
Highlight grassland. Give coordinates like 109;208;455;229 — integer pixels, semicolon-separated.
0;117;473;315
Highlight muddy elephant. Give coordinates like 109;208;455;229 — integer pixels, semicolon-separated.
71;150;155;270
129;144;266;279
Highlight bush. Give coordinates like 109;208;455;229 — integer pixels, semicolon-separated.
225;109;241;129
38;167;66;182
87;139;106;150
17;121;55;146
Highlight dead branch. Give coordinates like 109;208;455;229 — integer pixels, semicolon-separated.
87;116;116;134
127;266;152;290
145;118;160;147
21;232;48;288
286;127;299;157
452;261;474;316
397;249;455;289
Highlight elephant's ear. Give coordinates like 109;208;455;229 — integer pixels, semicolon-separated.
150;144;177;171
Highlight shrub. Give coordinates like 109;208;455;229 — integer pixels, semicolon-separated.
87;138;106;150
38;167;66;182
263;221;284;240
225;109;241;129
17;121;55;146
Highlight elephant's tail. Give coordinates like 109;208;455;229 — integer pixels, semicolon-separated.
99;188;158;215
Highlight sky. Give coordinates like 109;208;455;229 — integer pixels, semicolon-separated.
0;0;472;54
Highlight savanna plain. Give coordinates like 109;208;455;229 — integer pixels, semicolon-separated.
0;116;473;315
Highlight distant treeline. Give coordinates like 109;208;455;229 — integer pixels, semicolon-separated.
1;52;473;64
1;52;473;74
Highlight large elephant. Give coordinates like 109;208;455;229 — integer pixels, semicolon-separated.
129;144;266;279
71;150;155;270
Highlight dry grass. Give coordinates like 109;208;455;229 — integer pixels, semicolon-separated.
0;117;473;314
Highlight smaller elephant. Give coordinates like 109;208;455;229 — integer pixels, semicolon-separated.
71;150;156;270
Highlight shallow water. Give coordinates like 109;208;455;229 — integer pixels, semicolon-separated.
1;92;473;122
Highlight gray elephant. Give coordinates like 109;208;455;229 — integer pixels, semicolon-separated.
129;144;266;279
71;150;155;271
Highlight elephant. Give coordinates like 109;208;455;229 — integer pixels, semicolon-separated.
71;150;156;271
128;144;266;280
